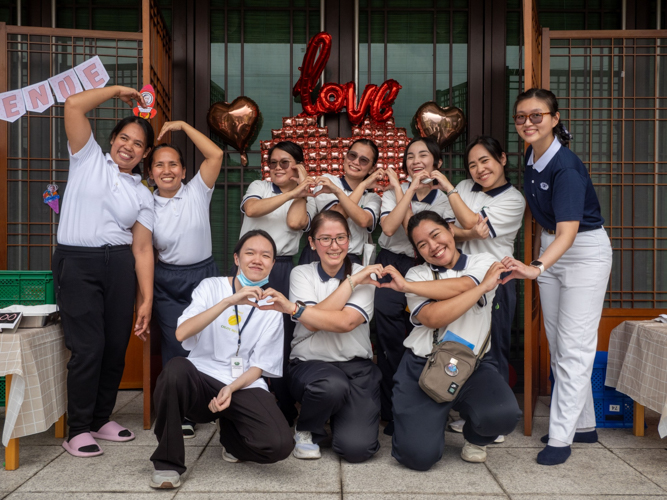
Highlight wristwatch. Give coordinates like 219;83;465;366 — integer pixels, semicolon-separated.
445;187;458;197
530;260;545;275
292;300;307;320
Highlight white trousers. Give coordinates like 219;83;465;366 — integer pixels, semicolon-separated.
538;228;612;444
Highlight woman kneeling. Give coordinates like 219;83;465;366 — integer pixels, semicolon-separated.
149;230;293;489
386;211;521;471
262;210;383;463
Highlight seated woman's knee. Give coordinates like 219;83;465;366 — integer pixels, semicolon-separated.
334;437;378;464
305;373;350;403
393;442;441;471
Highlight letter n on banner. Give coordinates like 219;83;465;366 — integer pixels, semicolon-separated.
22;81;54;113
0;90;26;122
49;69;84;103
74;55;110;90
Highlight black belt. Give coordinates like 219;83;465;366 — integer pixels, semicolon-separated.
543;226;601;235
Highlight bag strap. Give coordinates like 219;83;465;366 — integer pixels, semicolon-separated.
430;269;440;346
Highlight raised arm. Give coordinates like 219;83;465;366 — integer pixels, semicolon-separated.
379;265;477;300
65;86;146;155
327;170;385;229
430;171;477;229
157;121;223;188
381;169;422;237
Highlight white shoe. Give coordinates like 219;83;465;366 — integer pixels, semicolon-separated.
449;418;465;433
222;447;241;463
293;428;321;459
493;435;505;443
150;470;181;489
461;440;487;463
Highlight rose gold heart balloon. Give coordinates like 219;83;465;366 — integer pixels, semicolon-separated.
207;96;260;166
414;102;466;149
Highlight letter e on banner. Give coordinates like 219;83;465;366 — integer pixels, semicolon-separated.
49;69;84;103
22;81;54;113
74;55;110;90
0;90;27;123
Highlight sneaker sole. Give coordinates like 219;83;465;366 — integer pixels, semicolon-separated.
183;433;196;439
461;454;487;463
293;449;321;460
150;479;181;489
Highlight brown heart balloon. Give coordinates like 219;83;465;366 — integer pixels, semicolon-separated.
207;96;260;166
414;102;466;149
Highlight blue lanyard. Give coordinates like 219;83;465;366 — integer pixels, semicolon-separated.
231;277;256;356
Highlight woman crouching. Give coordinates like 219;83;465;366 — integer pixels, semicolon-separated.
384;211;521;471
260;210;384;463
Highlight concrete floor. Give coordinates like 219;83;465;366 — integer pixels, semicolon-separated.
1;391;666;499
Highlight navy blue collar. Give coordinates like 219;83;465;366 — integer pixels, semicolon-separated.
471;179;512;197
317;262;347;282
429;251;468;272
271;182;281;194
412;189;437;205
340;176;353;192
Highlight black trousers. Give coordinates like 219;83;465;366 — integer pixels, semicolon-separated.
288;357;382;463
488;279;517;384
374;248;416;421
151;357;293;474
391;350;522;471
153;256;219;367
52;244;136;439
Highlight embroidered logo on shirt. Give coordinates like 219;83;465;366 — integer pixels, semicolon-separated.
540;182;549;190
228;313;242;326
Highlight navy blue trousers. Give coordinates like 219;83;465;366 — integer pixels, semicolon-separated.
374;248;417;422
153;256;219;367
487;279;516;384
392;350;522;471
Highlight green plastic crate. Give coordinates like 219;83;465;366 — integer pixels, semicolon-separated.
0;270;56;407
0;270;55;308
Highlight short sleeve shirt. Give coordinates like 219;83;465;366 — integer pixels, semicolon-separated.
57;132;154;246
404;252;497;358
289;262;375;363
178;276;284;391
239;180;314;256
524;137;604;232
153;171;214;265
378;183;454;256
455;179;526;261
311;174;381;255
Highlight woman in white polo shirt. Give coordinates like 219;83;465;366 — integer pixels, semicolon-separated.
259;210;384;463
239;140;315;425
52;86;155;458
382;210;521;471
298;138;384;264
149;230;293;490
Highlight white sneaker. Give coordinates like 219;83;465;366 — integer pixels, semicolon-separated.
461;440;487;463
222;447;241;463
293;428;321;459
449;418;465;433
150;470;181;489
493;435;505;443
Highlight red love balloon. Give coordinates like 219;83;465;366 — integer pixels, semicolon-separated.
207;96;260;166
317;83;347;113
346;83;379;125
293;32;332;115
370;79;402;122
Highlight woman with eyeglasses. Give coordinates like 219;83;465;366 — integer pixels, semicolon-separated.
298;138;384;265
259;210;384;463
239;140;316;425
501;88;612;465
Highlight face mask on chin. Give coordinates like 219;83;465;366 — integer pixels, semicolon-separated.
237;268;269;288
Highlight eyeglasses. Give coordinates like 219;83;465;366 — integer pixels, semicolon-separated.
346;150;372;168
269;159;294;170
512;112;553;125
315;235;349;247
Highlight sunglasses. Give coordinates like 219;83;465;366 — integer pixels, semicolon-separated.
269;159;294;170
512;112;553;125
346;150;372;168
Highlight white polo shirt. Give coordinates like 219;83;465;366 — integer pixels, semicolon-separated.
454;179;526;261
153;171;214;265
239;180;313;256
178;276;283;391
404;252;497;358
57;132;154;246
311;174;381;256
378;183;454;256
289;262;375;363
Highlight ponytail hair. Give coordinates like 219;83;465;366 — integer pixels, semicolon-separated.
513;88;572;147
309;210;353;279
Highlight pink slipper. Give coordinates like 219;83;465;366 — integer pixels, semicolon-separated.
62;432;103;457
90;421;135;442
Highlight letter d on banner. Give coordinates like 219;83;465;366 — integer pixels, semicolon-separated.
49;69;84;103
0;90;26;122
74;55;110;90
22;81;54;113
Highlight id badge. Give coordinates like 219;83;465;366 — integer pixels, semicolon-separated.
231;357;245;378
